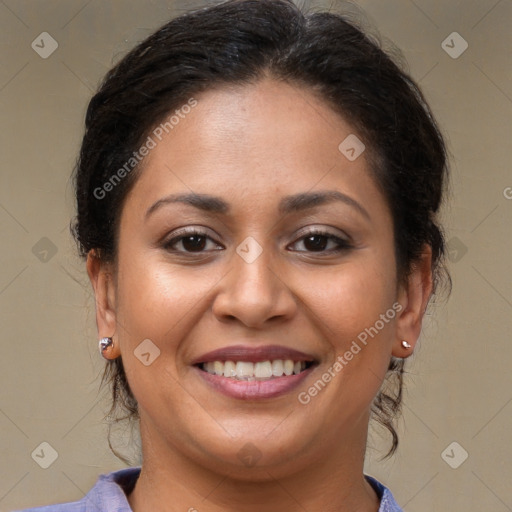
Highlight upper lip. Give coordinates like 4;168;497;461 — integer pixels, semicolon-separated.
191;344;318;365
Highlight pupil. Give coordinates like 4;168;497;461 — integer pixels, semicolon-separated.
183;235;206;252
305;235;327;251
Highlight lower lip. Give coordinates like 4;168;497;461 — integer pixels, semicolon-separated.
193;365;315;400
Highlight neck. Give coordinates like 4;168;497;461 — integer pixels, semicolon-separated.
127;415;380;512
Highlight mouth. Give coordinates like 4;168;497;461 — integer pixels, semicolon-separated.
195;359;316;381
190;345;319;400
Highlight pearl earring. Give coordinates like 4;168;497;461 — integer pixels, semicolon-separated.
401;340;412;349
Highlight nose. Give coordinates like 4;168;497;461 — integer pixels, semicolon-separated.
211;242;297;329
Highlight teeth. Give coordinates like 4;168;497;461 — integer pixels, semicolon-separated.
223;361;236;377
213;361;224;375
235;361;254;378
201;359;308;380
255;361;273;378
271;360;284;376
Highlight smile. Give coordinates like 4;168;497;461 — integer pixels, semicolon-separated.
198;359;315;380
194;361;318;400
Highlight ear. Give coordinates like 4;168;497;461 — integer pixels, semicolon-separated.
86;249;121;359
393;244;433;358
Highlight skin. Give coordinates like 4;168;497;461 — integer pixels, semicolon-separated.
87;77;432;512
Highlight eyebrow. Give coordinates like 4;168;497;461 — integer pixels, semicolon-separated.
145;190;370;221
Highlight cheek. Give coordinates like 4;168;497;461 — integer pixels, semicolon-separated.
114;251;226;383
307;257;398;408
115;253;204;335
323;258;396;390
306;256;397;340
302;256;397;407
113;254;204;419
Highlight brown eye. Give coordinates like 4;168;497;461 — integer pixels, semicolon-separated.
179;234;207;252
290;230;351;254
163;229;222;253
303;234;329;252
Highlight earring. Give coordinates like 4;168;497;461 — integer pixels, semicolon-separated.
401;340;412;349
99;337;114;358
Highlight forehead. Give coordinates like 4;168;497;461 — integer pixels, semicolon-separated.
122;78;390;225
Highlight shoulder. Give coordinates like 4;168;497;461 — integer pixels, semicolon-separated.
12;466;142;512
365;475;403;512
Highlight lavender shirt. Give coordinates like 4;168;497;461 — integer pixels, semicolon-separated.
13;466;403;511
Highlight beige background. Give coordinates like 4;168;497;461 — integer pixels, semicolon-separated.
1;0;511;510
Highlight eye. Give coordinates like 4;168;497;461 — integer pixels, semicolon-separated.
289;228;352;253
162;227;351;255
163;228;223;253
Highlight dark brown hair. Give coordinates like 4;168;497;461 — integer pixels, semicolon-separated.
71;0;451;462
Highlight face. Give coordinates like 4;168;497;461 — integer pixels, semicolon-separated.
89;78;429;479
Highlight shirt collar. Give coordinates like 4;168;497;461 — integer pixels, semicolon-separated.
86;467;402;512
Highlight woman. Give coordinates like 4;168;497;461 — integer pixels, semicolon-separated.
16;0;450;510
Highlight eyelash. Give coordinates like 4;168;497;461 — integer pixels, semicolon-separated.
163;227;352;255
